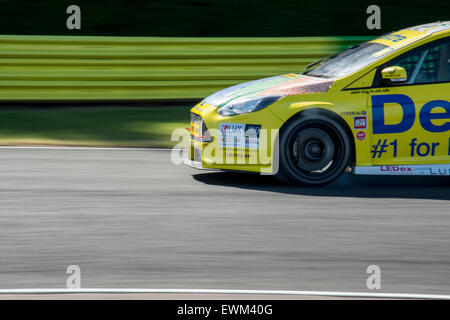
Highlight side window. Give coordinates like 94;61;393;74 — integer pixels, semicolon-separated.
415;42;449;83
379;38;450;85
389;49;426;83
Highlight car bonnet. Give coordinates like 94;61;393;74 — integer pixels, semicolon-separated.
201;73;334;107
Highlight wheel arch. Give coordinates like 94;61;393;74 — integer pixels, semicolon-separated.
278;107;356;165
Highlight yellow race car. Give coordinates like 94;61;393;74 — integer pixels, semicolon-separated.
187;21;450;185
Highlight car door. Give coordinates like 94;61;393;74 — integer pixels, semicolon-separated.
368;37;450;165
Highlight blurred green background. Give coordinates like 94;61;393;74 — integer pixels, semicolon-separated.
0;35;368;100
0;35;365;147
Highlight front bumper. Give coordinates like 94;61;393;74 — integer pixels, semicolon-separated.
186;103;283;174
183;158;204;169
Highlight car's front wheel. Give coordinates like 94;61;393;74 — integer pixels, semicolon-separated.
276;113;352;186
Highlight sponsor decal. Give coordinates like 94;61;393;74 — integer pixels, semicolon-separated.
356;131;366;141
341;111;367;116
354;116;368;130
219;123;245;148
354;164;450;176
370;137;449;159
244;124;262;149
378;33;407;43
371;139;397;158
218;123;261;149
381;165;413;172
372;94;450;134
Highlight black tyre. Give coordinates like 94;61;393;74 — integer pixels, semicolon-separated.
276;113;352;186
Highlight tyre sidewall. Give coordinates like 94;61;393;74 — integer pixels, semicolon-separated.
277;114;352;186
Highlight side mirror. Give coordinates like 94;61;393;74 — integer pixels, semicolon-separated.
381;66;408;84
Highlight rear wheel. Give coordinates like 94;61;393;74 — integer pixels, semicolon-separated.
276;114;352;186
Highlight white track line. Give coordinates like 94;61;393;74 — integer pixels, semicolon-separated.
0;288;448;299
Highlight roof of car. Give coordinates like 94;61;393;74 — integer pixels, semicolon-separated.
369;21;449;50
403;21;450;35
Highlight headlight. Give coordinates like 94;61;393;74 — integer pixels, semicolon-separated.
218;96;281;116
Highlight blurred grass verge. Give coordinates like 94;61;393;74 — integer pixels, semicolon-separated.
0;107;190;148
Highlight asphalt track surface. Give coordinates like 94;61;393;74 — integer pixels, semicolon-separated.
0;147;449;295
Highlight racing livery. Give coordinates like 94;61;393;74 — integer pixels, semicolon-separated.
187;22;450;185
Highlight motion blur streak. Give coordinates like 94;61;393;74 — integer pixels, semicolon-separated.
0;148;449;293
0;35;366;101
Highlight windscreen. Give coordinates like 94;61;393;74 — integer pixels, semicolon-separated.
304;42;393;78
